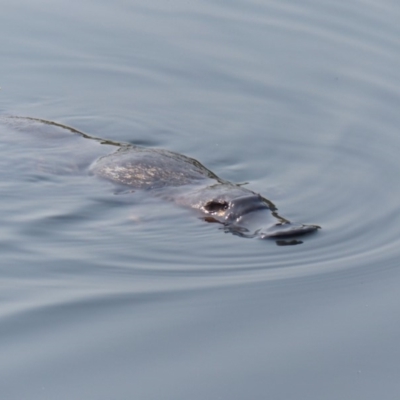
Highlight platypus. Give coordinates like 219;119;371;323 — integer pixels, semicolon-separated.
91;145;319;239
2;116;320;241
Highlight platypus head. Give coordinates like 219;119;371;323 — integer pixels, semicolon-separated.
202;194;319;239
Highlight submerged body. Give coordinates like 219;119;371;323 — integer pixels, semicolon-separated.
92;145;319;239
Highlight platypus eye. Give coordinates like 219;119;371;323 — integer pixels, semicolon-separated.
204;200;229;213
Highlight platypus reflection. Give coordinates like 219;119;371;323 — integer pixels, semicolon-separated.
5;117;320;241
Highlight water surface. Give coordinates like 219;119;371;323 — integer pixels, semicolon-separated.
1;0;400;398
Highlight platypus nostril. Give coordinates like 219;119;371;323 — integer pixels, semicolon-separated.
260;223;320;238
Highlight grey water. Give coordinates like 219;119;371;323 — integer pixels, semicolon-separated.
1;0;400;398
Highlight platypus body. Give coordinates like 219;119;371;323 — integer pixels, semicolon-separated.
2;116;320;240
92;143;319;239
